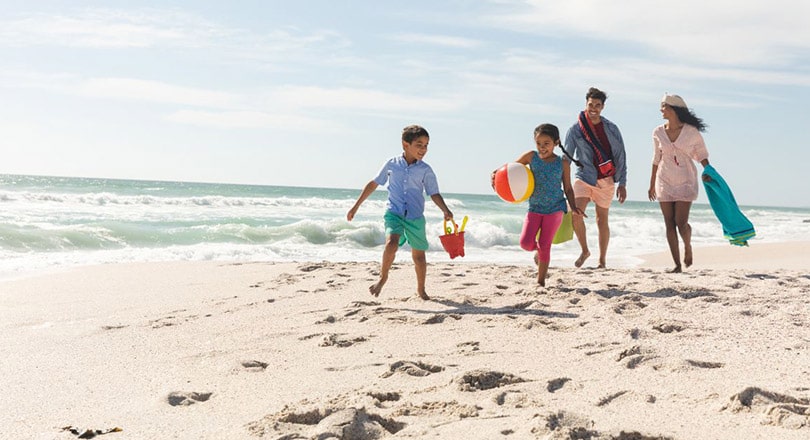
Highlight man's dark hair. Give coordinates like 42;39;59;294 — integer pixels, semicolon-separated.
586;87;607;103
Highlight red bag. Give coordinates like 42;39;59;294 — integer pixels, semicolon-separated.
598;159;616;178
439;220;465;259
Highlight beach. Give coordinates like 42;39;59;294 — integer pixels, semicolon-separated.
1;242;808;439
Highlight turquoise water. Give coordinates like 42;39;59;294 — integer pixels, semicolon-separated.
1;173;808;278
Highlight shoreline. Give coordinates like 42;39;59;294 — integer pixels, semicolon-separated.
2;240;807;284
637;240;810;271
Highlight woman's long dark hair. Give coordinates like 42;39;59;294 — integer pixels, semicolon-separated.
672;106;707;132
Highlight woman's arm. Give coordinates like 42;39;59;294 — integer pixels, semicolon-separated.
648;164;658;201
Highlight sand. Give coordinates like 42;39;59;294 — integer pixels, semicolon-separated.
1;242;809;439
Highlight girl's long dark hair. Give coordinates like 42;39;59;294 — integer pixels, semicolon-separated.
534;123;560;142
672;106;707;132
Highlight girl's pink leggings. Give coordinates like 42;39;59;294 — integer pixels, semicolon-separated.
519;211;563;263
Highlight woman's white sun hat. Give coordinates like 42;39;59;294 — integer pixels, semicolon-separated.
662;93;688;108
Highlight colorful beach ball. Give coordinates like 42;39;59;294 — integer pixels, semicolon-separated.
493;162;534;203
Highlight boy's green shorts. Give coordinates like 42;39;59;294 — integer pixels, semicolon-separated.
384;211;429;251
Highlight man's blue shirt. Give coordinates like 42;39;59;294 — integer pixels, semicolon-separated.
563;116;627;187
373;155;440;220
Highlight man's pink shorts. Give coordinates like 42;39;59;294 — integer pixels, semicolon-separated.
573;176;615;208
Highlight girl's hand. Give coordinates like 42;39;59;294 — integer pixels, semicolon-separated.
490;170;497;190
572;207;587;218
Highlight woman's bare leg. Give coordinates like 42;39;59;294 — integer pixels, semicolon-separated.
659;202;681;273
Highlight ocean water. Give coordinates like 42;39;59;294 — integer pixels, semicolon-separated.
1;174;809;280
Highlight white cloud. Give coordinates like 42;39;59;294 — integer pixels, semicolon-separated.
165;110;340;131
269;86;466;113
492;0;810;67
391;33;482;49
78;78;239;107
0;9;207;48
0;8;347;55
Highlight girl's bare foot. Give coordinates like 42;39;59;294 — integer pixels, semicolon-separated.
574;251;590;268
417;291;430;300
684;246;693;268
667;265;682;273
597;258;606;269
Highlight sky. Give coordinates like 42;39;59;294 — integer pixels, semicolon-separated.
1;0;809;208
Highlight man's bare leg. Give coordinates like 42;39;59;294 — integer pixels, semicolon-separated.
572;197;590;267
370;235;399;297
595;205;610;268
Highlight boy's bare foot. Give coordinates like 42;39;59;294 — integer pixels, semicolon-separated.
369;281;384;297
667;265;682;273
684;246;693;268
574;251;590;268
417;291;430;300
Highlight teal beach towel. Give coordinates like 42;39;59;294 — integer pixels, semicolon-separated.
701;164;756;246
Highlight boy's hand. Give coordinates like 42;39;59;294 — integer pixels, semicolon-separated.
444;210;454;222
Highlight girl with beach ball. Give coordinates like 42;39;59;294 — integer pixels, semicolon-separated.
491;123;585;286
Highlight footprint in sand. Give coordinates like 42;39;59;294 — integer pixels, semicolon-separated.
316;315;337;324
391;400;480;418
241;360;269;372
575;341;621;356
723;387;810;429
319;333;368;348
456;341;480;353
367;391;401;407
616;345;658;369
547;377;571;393
454;370;526;392
149;313;198;329
536;411;673;439
685;359;724;369
422;313;462;324
381;360;444;378
533;411;597;438
596;390;629;407
612;296;648;314
651;321;685;334
167;391;212;406
298;263;326;272
247;406;405;439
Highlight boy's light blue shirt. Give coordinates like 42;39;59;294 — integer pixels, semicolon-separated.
563;116;628;187
373;155;440;220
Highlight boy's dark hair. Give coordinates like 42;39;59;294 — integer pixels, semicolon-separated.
671;106;708;132
586;87;607;103
402;125;429;143
534;123;560;143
